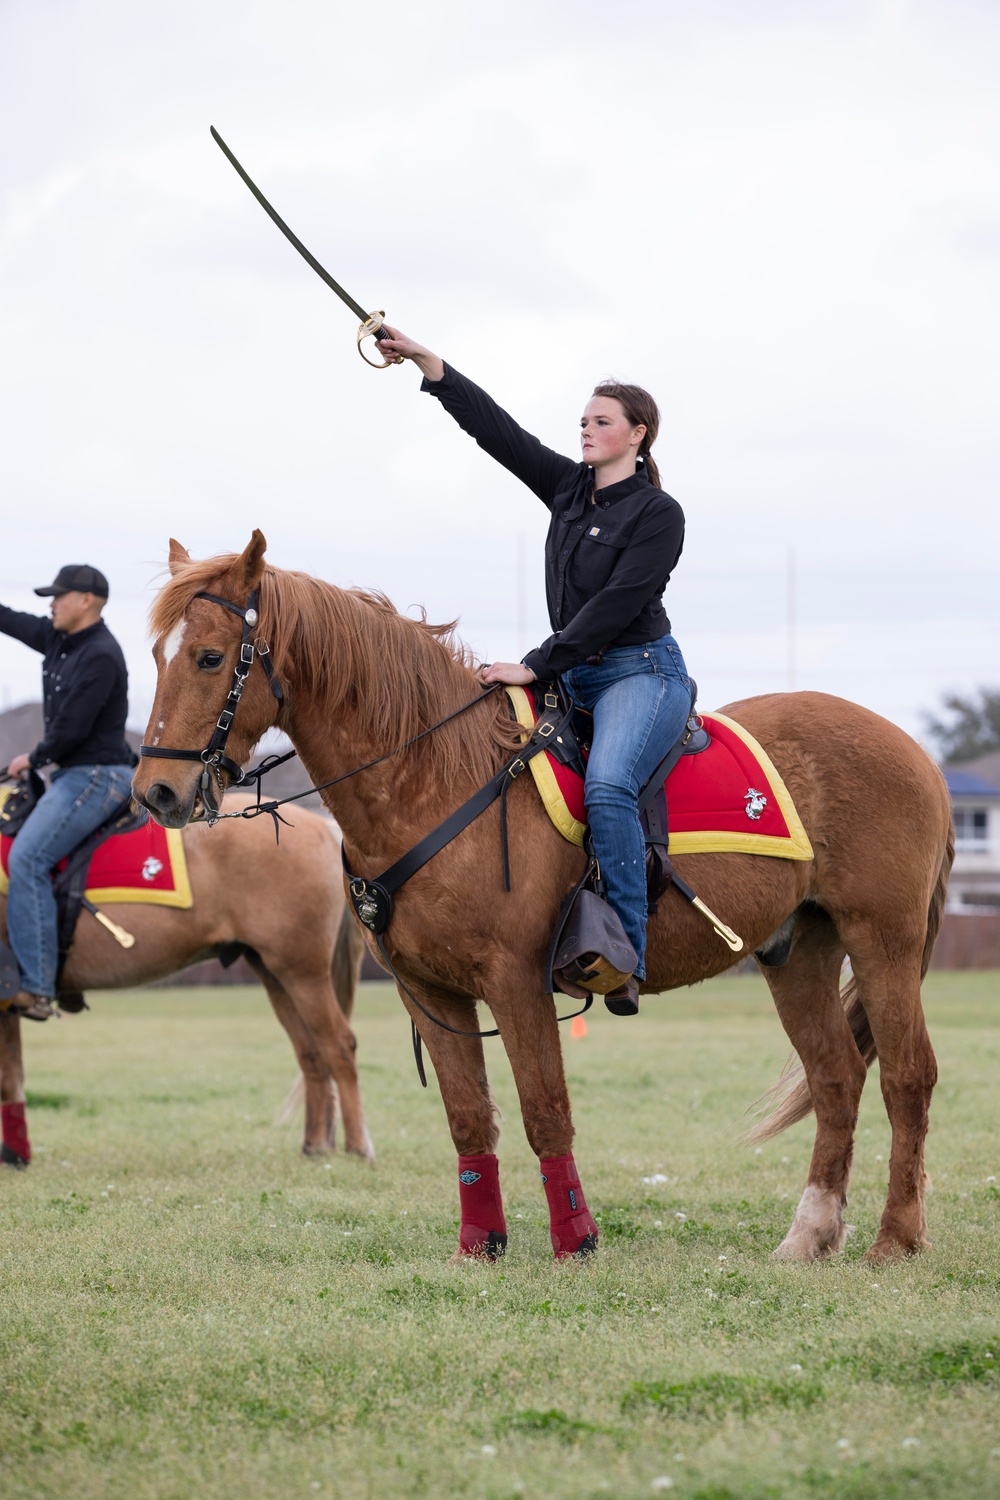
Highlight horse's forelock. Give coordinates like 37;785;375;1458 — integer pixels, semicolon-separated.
148;551;246;645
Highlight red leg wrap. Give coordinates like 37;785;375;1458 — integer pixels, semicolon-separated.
1;1101;31;1164
540;1152;598;1258
457;1153;507;1258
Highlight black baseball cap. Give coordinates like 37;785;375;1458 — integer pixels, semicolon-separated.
34;564;110;599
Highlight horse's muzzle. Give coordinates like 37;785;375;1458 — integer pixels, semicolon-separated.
133;779;197;828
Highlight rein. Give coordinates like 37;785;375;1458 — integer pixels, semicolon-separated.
140;588;592;1078
340;689;593;1082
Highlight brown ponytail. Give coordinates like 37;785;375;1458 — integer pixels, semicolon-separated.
591;380;662;489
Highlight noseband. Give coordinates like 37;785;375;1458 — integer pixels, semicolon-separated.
140;589;284;811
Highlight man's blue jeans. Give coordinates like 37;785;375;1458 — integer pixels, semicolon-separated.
6;763;135;997
563;637;691;980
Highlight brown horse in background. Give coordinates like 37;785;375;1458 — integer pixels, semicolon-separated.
0;796;369;1167
133;532;953;1264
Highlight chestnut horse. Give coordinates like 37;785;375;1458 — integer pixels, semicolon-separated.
133;532;953;1265
0;796;370;1167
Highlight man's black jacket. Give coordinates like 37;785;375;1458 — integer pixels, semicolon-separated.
422;363;685;678
0;608;134;770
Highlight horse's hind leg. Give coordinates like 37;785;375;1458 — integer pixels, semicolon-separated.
0;1013;30;1167
260;976;338;1154
761;908;866;1262
250;959;373;1161
839;924;937;1262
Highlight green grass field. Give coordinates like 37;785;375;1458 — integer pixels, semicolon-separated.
1;971;999;1500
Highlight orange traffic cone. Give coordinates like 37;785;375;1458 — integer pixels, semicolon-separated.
570;1014;588;1039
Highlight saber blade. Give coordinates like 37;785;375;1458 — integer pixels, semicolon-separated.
210;125;373;326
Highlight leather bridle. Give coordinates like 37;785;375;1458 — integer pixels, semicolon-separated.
139;589;284;815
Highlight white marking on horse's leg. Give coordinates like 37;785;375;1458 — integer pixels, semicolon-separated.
162;621;186;665
772;1183;850;1262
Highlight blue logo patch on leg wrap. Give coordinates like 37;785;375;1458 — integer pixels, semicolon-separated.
459;1170;482;1185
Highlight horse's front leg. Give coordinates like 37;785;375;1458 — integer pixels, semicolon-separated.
0;1012;30;1167
394;981;507;1261
490;977;598;1260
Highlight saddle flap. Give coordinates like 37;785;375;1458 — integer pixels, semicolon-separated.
0;942;19;1000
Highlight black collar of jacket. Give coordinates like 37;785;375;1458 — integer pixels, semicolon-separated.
55;619;107;651
567;468;651;519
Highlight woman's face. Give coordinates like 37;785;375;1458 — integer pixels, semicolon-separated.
579;396;645;469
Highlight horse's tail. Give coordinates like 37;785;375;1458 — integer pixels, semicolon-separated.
331;900;365;1020
273;1073;305;1127
921;817;954;979
748;822;955;1144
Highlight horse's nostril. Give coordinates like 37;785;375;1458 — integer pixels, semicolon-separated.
147;782;178;813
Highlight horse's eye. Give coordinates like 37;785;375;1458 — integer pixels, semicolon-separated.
198;651;225;671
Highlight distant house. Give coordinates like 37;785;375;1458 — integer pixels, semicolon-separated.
941;757;1000;913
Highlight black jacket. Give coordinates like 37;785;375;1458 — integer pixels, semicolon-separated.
422;364;685;678
0;608;134;770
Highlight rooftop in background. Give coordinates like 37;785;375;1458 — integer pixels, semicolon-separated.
944;749;1000;793
942;769;1000;799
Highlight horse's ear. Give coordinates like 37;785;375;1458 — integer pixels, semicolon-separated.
238;530;268;591
167;538;191;576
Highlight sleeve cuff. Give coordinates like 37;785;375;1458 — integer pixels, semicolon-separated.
419;361;454;393
521;648;550;680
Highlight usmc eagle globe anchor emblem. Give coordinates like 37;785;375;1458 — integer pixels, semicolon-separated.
744;788;768;821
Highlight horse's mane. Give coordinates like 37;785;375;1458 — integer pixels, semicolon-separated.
149;553;522;783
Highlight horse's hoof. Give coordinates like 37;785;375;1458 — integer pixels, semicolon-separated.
345;1125;376;1163
450;1231;508;1264
554;1232;599;1261
0;1143;29;1169
864;1235;927;1264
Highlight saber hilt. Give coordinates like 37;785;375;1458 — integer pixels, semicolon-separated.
358;313;404;368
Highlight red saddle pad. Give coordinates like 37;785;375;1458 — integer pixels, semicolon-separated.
505;689;812;861
0;814;192;907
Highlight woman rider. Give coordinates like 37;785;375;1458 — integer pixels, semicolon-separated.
379;328;690;1016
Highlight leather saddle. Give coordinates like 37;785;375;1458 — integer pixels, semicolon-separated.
525;676;712;1000
525;675;710;908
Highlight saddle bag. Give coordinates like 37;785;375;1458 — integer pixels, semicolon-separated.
0;770;46;839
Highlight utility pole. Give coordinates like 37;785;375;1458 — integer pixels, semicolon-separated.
787;545;796;693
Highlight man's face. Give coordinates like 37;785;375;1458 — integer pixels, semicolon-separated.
50;590;96;633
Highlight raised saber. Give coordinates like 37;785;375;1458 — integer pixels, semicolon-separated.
210;126;402;368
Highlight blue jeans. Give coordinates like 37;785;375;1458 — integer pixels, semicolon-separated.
6;763;135;997
563;637;690;980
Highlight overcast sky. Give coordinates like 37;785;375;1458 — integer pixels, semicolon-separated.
1;0;997;751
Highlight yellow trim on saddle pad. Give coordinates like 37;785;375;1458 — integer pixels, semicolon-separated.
0;790;193;908
506;686;586;847
503;690;813;862
81;827;194;907
668;712;813;861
